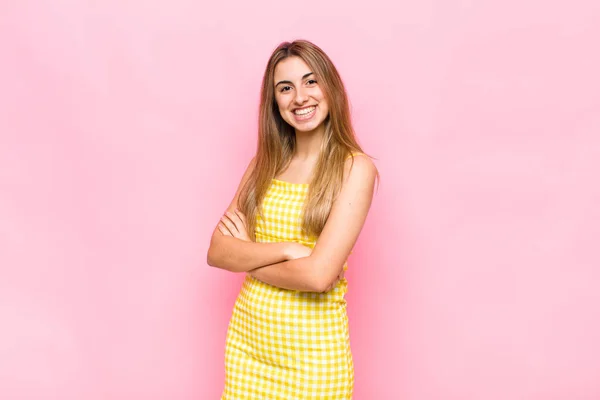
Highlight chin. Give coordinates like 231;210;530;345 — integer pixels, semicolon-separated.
289;118;325;133
296;125;320;134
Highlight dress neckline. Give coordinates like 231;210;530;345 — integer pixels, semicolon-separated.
272;178;310;187
271;152;364;188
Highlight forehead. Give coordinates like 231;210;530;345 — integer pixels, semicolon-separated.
274;56;312;82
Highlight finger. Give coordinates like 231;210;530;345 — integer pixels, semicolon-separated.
218;223;232;236
234;209;247;226
230;210;251;241
226;211;245;231
220;215;239;234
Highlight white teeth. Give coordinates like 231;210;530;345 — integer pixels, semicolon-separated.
294;106;315;115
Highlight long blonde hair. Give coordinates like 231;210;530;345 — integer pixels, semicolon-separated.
238;39;375;240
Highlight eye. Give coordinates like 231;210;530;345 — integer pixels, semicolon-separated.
307;79;317;85
280;86;292;93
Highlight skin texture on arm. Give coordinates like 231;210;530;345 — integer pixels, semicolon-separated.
206;157;292;273
248;155;378;292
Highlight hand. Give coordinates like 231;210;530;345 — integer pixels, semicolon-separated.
322;269;345;293
218;209;251;242
284;242;313;260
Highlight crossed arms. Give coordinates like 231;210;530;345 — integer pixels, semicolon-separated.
206;155;377;293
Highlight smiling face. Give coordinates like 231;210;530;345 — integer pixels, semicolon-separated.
273;56;329;135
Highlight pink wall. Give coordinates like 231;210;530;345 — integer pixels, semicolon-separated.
1;0;599;399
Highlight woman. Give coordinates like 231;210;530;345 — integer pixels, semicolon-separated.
207;39;378;399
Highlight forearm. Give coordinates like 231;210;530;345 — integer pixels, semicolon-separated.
248;257;326;292
207;235;290;273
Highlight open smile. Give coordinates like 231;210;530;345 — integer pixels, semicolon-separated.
292;106;317;121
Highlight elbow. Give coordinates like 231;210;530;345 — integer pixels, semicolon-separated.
312;280;329;293
312;277;336;293
207;243;237;272
206;251;215;268
206;244;220;268
207;234;230;269
206;252;215;267
310;263;341;293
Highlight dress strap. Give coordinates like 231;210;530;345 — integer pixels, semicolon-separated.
345;152;366;160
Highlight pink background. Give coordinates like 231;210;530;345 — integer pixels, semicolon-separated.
1;0;599;399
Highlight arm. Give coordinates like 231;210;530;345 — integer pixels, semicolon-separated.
208;235;292;273
206;157;291;272
249;155;378;292
249;256;320;292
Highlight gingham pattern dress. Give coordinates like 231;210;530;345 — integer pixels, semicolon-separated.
221;177;354;399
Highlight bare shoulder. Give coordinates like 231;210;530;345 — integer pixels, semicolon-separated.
332;153;378;211
343;153;378;188
309;153;378;285
241;156;257;183
247;155;257;172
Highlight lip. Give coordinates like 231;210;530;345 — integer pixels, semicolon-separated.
292;105;317;122
293;105;317;112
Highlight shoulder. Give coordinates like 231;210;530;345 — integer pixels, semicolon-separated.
235;156;257;190
343;153;378;185
243;156;258;177
248;155;257;169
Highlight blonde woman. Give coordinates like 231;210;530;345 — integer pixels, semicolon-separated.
207;39;378;399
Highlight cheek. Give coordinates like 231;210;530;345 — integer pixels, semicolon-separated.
274;97;287;113
314;88;326;101
319;99;329;115
277;105;289;119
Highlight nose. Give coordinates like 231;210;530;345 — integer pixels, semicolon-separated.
294;87;309;105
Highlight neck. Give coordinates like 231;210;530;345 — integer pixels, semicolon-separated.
293;124;325;161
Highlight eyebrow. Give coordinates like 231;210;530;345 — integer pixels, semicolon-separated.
275;72;314;87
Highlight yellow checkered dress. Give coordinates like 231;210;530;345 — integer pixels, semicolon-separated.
221;178;354;399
